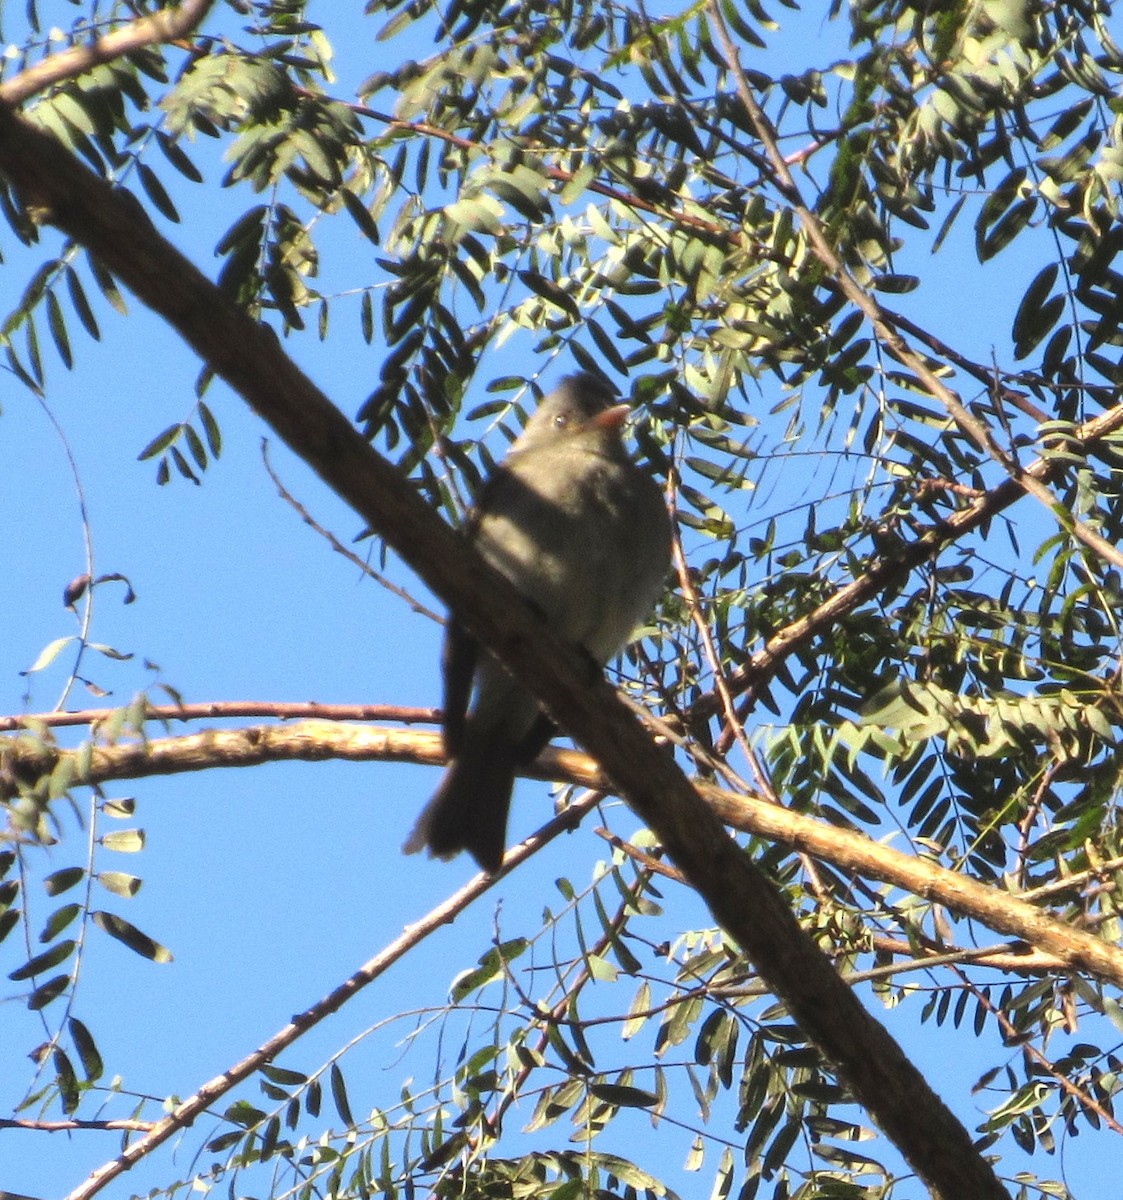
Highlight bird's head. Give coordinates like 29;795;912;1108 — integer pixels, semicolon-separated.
515;374;632;455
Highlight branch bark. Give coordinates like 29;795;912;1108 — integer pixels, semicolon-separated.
0;0;216;105
0;100;1008;1200
0;700;439;732
7;719;1121;986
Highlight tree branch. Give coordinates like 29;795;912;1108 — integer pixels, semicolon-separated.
0;700;439;733
0;100;1006;1200
63;857;504;1199
9;719;1120;987
0;1117;155;1133
696;781;1123;987
706;0;1123;575
0;0;216;106
703;388;1123;730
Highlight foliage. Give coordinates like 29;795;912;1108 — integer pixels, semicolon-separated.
6;1;1123;1198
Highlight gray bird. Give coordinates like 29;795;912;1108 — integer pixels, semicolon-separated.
404;373;672;874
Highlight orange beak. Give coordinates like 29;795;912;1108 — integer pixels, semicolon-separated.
588;403;631;432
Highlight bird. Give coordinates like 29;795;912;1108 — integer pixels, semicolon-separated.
403;373;672;874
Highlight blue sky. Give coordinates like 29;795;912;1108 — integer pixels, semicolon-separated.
2;3;1120;1199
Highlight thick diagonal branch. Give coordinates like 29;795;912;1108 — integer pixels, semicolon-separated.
0;104;1007;1200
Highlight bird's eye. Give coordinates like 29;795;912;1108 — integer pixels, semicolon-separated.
553;412;570;429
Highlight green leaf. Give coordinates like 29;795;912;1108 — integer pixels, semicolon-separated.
450;937;528;1001
586;953;618;982
45;289;72;368
87;253;126;315
44;866;85;896
1012;263;1063;359
97;871;143;898
137;423;181;462
205;1130;244;1153
39;903;80;941
183;421;208;470
520;269;580;318
0;910;19;947
198;401;222;457
622;981;652;1040
170;444;201;484
9;939;76;981
69;1017;104;1081
26;636;74;673
54;1047;80;1114
340;187;380;244
260;1063;308;1086
28;973;71;1010
1104;996;1123;1035
91;911;172;962
586;317;627;373
154;129;204;182
588;1082;658;1108
977;197;1037;261
225;1099;267;1128
330;1062;353;1126
101;796;136;819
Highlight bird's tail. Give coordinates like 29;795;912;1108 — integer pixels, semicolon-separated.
403;729;517;875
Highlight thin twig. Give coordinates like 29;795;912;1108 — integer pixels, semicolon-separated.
262;440;444;625
62;788;602;1200
0;1117;155;1133
1018;854;1123;903
0;700;439;732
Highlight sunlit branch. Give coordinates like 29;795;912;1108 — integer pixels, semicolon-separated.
0;0;216;106
7;718;1122;987
698;780;1123;987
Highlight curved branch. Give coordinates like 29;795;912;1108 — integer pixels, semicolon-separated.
8;719;1122;987
697;782;1123;988
0;1;216;106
